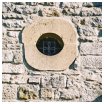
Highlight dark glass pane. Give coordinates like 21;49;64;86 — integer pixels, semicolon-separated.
36;33;64;56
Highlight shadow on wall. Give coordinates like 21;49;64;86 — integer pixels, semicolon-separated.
93;95;102;102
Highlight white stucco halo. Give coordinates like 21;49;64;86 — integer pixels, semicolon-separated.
22;17;78;71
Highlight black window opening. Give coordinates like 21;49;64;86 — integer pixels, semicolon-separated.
36;33;64;56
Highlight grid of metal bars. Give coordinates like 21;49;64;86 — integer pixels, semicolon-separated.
37;38;62;56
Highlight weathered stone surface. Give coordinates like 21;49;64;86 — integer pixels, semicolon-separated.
41;88;54;100
38;7;62;17
14;5;37;14
62;7;81;16
60;2;82;9
2;2;102;102
18;85;39;100
54;89;60;100
13;51;23;64
2;84;17;100
82;2;93;7
81;7;101;16
2;19;25;28
2;36;19;44
2;74;28;84
2;50;13;62
60;87;81;100
26;2;38;6
3;43;22;50
2;74;11;83
2;13;24;19
41;75;52;88
79;83;102;102
78;25;99;37
6;31;20;38
66;75;82;88
82;70;102;82
2;2;15;13
81;56;102;69
28;76;41;84
51;75;66;88
80;42;102;55
2;63;26;73
89;16;102;27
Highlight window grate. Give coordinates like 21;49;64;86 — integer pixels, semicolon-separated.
36;33;64;56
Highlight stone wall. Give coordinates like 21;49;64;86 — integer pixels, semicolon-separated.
2;2;102;102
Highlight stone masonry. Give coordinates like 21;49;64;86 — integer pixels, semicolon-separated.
2;2;102;102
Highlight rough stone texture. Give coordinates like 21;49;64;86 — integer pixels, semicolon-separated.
41;75;52;88
80;56;102;69
81;7;101;16
2;84;17;100
80;42;102;55
13;50;23;64
18;86;38;100
2;63;27;73
2;50;13;62
2;74;28;84
28;76;41;84
41;88;54;100
51;75;66;88
60;87;81;100
2;2;102;102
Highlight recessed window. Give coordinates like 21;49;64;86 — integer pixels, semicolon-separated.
36;33;64;56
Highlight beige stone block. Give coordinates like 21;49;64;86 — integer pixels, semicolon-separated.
22;17;78;71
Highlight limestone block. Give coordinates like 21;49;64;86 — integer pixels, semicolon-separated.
6;31;20;38
60;87;81;100
13;51;23;64
41;88;54;100
5;43;21;50
78;25;98;36
54;89;60;100
80;42;102;55
2;2;15;13
17;85;39;100
39;7;62;17
62;7;81;16
2;13;24;19
26;2;38;6
2;84;17;100
2;63;26;73
2;19;25;28
28;76;41;84
89;16;102;27
14;5;36;14
2;74;11;83
82;70;102;82
51;75;66;88
6;36;19;44
61;2;82;8
81;56;102;69
2;74;28;84
2;50;13;62
82;2;93;7
22;17;78;70
81;7;101;16
41;76;52;88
